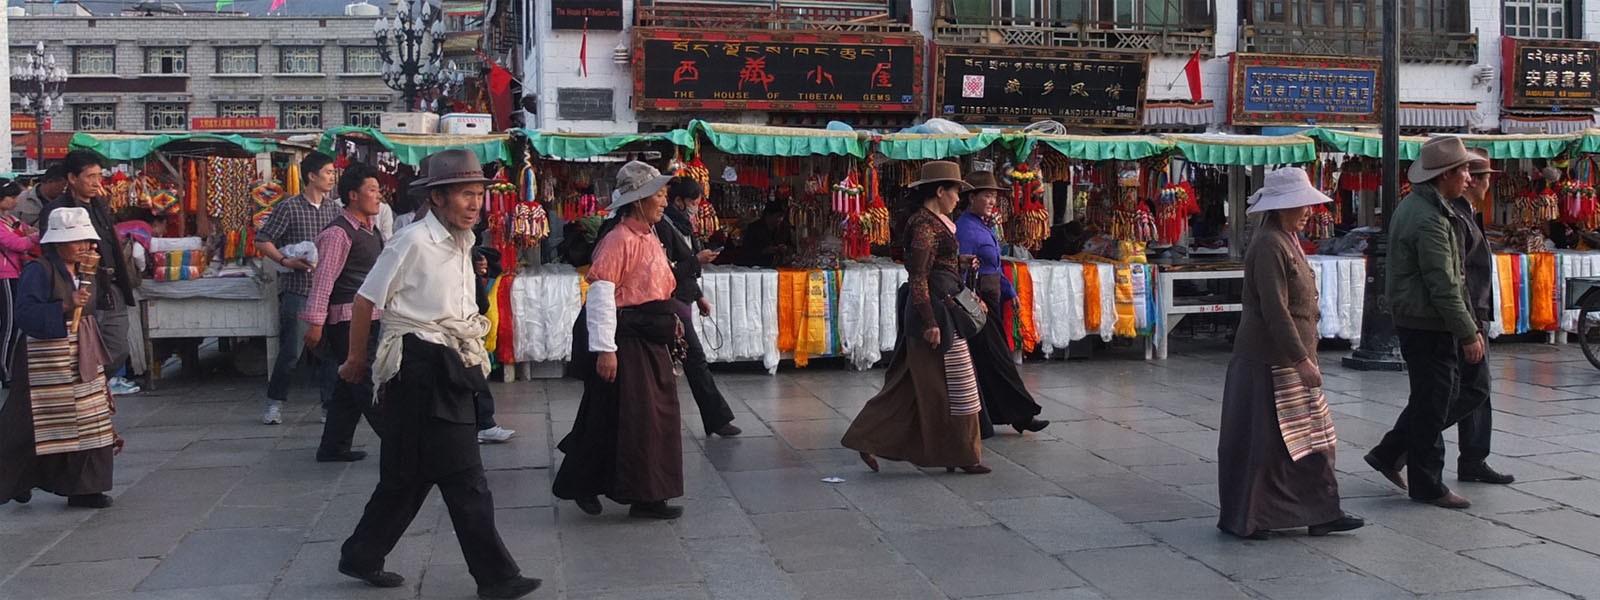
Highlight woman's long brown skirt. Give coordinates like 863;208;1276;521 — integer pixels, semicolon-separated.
1217;357;1342;537
841;333;981;469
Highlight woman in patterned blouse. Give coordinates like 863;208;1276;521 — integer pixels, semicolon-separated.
842;161;989;475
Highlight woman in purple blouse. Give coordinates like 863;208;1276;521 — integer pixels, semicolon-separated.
954;171;1048;438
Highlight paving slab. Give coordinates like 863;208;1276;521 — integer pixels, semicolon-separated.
833;474;993;533
1295;524;1527;595
722;468;847;515
1058;545;1252;600
980;496;1152;554
751;509;903;574
886;526;1083;598
687;536;803;600
137;527;303;591
787;564;946;600
1464;542;1600;599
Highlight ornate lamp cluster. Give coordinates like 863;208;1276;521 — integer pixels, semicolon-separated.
15;42;67;165
374;0;447;111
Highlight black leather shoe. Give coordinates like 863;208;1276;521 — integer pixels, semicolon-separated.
9;490;31;504
1364;452;1407;491
711;424;743;437
627;501;684;520
1459;462;1515;484
574;496;603;516
478;575;542;599
338;563;405;588
1011;419;1050;434
1308;514;1366;536
317;450;369;463
66;493;112;509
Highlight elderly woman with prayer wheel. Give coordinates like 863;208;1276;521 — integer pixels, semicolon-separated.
1217;168;1361;540
0;207;118;509
842;161;989;475
954;171;1049;439
553;161;689;520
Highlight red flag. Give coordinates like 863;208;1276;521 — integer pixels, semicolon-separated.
578;18;589;77
487;62;515;130
488;62;513;95
1184;49;1203;103
269;0;284;11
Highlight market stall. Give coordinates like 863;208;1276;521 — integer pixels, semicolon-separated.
70;132;292;384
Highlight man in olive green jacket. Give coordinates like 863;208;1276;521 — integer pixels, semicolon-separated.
1364;136;1487;510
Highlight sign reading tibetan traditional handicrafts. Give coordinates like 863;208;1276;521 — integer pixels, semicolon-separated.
1503;37;1600;109
934;46;1148;128
633;28;923;113
1228;53;1381;126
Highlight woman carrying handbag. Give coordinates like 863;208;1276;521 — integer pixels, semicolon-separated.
842;161;989;475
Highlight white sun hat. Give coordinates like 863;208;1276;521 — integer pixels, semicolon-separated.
1246;167;1331;215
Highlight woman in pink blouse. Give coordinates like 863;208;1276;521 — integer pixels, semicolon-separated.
0;178;40;386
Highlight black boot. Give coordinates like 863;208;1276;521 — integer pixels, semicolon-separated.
478;575;542;599
1458;462;1515;484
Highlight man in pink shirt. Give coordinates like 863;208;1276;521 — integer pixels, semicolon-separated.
301;163;386;463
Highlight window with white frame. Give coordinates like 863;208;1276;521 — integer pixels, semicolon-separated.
345;102;387;127
9;48;29;76
1504;0;1575;38
280;47;322;74
75;104;117;131
217;102;260;118
280;102;323;129
144;47;187;74
72;46;115;75
145;103;188;130
344;47;382;74
217;47;258;74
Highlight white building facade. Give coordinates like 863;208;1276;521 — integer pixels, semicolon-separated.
521;0;1600;135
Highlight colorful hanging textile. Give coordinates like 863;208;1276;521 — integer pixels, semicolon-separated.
777;270;804;353
484;275;503;356
1011;261;1039;353
793;270;831;367
1112;263;1138;338
1083;263;1102;333
1529;252;1558;332
1498;254;1519;332
496;273;516;365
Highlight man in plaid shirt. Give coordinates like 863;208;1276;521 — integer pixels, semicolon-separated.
255;151;344;425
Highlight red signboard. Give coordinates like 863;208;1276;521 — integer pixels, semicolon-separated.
13;131;72;160
191;116;278;130
11;115;48;131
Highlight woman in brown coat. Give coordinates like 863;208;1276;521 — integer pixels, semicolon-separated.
842;161;989;474
1217;167;1362;539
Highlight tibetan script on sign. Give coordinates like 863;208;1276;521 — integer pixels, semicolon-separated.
934;46;1148;128
1229;54;1381;126
632;28;922;113
1504;37;1600;109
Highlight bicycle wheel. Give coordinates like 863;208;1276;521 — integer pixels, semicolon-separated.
1580;294;1600;371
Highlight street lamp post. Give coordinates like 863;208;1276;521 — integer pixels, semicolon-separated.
1343;0;1405;371
15;42;67;170
374;0;446;111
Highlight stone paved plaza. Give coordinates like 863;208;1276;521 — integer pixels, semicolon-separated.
4;341;1600;599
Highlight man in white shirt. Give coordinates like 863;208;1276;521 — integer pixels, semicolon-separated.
334;149;540;600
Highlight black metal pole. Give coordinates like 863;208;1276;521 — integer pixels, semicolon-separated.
1343;0;1405;371
35;108;44;170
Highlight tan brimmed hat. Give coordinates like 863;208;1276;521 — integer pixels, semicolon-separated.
962;171;1007;194
908;161;974;191
1408;136;1477;184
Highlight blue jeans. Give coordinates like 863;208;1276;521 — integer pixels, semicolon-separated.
266;292;332;405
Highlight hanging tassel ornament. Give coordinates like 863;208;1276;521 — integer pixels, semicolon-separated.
1007;163;1048;250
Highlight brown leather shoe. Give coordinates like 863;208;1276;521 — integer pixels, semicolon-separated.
1364;452;1408;491
1415;490;1471;509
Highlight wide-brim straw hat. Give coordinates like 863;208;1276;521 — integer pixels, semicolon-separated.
962;171;1007;194
422;148;493;188
610;161;674;212
1408;136;1477;184
40;206;100;244
1246;167;1332;215
908;161;974;191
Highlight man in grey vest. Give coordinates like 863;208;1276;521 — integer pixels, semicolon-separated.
301;162;386;462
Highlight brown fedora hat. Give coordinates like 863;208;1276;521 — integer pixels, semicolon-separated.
423;148;493;188
908;161;974;191
962;171;1007;194
1407;136;1476;184
1467;148;1499;175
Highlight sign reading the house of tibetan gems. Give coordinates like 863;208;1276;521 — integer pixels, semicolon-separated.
1228;53;1381;126
552;0;623;31
1503;37;1600;109
934;46;1148;128
633;28;923;113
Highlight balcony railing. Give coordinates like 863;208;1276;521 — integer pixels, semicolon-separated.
934;16;1212;56
1240;25;1478;64
635;2;910;33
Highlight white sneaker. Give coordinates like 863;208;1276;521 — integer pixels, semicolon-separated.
107;377;141;395
319;407;328;424
262;401;283;425
477;426;515;444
